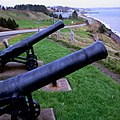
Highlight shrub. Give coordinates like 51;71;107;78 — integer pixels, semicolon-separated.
0;17;19;29
98;24;106;33
0;17;8;28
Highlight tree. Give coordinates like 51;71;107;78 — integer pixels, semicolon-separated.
0;17;7;28
2;6;5;10
7;18;14;29
0;17;19;29
38;5;49;15
50;13;58;18
72;11;78;19
7;18;19;29
98;24;106;33
12;19;19;28
14;4;50;15
59;14;63;20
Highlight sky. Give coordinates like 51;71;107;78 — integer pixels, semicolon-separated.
0;0;120;8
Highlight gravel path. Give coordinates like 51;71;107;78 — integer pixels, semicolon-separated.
93;62;120;84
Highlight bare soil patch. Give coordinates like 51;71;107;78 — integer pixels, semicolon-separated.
0;61;44;79
41;78;71;91
93;62;120;83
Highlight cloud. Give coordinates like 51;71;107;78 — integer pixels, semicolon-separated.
1;0;120;8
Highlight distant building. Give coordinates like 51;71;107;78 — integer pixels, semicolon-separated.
53;12;72;19
62;12;72;18
47;7;55;12
68;9;74;12
53;12;63;18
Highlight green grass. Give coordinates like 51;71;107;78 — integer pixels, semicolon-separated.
8;35;120;120
100;57;120;75
95;33;120;75
63;18;85;26
34;40;71;63
17;18;86;29
16;20;52;29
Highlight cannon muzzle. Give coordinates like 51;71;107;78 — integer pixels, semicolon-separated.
0;41;108;99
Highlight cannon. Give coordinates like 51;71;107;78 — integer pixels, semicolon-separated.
0;20;65;72
0;41;108;120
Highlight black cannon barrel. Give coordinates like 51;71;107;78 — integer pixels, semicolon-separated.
0;41;108;99
0;20;64;63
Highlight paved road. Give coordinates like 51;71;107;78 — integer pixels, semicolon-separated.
0;24;87;42
0;29;39;37
0;29;39;42
80;15;95;24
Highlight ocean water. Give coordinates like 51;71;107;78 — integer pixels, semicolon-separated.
85;8;120;37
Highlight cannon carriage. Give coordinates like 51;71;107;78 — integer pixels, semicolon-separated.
0;20;65;72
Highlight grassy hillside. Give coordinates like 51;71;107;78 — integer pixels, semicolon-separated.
50;20;120;75
0;10;50;20
0;10;51;29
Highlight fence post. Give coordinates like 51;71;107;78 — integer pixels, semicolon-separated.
57;30;60;40
3;38;9;48
93;34;99;41
71;30;75;44
49;34;52;39
38;27;40;32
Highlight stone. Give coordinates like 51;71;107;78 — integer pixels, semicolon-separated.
0;61;44;79
0;108;56;120
41;78;71;91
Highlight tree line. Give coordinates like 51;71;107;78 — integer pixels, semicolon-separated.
0;17;19;29
6;4;49;15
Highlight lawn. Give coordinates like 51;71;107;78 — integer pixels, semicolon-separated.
16;19;52;29
16;18;86;29
7;35;120;120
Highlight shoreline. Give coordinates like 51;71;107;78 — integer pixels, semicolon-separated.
86;15;120;37
82;14;120;44
96;19;120;44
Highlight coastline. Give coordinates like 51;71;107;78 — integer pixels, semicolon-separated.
96;19;120;44
87;15;120;37
81;14;120;76
82;14;120;44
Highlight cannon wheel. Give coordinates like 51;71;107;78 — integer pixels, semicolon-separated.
25;99;41;119
19;99;41;119
31;99;41;118
0;60;4;73
0;65;4;73
27;54;37;60
26;58;38;71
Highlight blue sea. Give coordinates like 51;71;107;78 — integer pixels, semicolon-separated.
85;8;120;37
